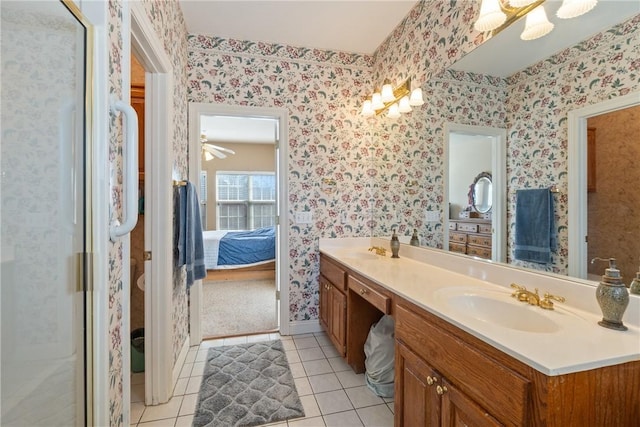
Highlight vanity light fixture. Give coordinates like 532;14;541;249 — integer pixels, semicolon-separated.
520;5;554;40
474;0;597;40
361;77;424;118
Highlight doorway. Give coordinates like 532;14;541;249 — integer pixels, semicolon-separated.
444;123;507;263
567;92;640;279
188;103;290;344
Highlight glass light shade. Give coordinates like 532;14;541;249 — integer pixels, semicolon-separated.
361;100;374;117
387;103;401;119
557;0;597;19
509;0;536;6
204;151;214;161
371;92;384;110
474;0;507;32
520;5;554;41
398;96;412;113
380;83;395;103
409;88;424;106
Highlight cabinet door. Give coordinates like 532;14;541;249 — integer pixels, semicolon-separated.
319;275;330;332
440;378;502;427
395;342;440;427
329;285;347;356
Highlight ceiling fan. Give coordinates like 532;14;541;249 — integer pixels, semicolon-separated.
200;134;236;161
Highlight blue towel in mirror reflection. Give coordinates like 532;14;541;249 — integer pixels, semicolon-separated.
514;188;556;264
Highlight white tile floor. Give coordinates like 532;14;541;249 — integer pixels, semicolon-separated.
130;332;394;427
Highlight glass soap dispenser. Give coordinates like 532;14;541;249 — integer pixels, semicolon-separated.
629;258;640;295
591;257;629;331
390;230;400;258
410;229;420;246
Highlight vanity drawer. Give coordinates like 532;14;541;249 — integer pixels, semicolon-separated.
320;255;347;291
468;234;491;247
457;223;478;233
448;222;457;230
348;275;391;314
449;242;466;254
467;244;492;259
449;231;467;243
478;223;492;234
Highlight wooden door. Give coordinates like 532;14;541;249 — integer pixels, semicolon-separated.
319;275;329;331
440;378;502;427
394;342;440;426
329;285;347;356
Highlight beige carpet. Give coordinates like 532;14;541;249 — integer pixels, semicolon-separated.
202;279;278;338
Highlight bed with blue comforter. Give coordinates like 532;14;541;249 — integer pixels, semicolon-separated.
203;226;276;270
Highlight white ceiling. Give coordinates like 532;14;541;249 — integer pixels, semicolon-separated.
179;0;418;55
200;115;278;144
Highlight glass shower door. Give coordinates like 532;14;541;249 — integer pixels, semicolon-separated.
1;1;92;425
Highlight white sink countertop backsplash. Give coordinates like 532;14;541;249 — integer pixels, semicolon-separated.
319;237;640;376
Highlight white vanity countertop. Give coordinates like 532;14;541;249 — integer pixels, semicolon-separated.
319;238;640;376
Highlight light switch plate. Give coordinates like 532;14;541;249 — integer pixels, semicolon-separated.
295;211;313;224
425;210;440;222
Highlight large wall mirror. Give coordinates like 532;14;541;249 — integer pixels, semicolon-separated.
371;2;639;286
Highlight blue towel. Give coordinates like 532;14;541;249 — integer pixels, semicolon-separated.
178;182;206;287
514;188;556;264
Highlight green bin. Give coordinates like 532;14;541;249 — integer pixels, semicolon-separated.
131;328;145;373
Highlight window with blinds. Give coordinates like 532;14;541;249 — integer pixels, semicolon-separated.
216;172;276;230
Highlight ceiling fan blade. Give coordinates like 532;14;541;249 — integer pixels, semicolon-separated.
203;142;236;155
203;144;227;159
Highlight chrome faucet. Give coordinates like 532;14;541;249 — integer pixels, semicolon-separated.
368;246;387;256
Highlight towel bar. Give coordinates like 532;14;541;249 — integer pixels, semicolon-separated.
173;180;187;187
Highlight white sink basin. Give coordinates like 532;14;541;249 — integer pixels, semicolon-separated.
433;287;562;333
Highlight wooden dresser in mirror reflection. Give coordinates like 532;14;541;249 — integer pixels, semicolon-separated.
449;215;492;259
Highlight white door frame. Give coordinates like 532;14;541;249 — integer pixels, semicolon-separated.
444;123;507;263
188;103;290;345
567;92;640;278
130;2;175;406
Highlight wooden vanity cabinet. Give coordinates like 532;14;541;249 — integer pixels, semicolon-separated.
394;296;640;427
319;254;347;356
395;301;528;426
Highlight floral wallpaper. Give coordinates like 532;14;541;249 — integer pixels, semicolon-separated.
187;35;374;321
107;0;189;425
107;1;125;425
369;4;640;276
505;14;640;274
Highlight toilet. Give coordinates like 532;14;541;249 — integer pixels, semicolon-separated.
137;273;145;291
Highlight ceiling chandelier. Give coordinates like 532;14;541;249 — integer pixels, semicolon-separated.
475;0;598;41
360;77;424;119
200;133;236;161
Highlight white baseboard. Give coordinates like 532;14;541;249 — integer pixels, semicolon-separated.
172;337;190;392
286;320;322;336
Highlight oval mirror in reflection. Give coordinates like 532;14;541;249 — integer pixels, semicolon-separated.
472;172;492;213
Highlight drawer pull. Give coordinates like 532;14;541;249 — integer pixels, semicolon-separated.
426;376;437;386
436;385;448;395
359;288;368;295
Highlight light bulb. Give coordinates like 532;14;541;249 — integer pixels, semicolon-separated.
381;82;395;103
204;151;214;161
474;0;507;32
371;93;384;110
520;5;554;41
409;88;424;106
398;96;412;113
361;100;374;117
557;0;597;19
387;103;401;119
